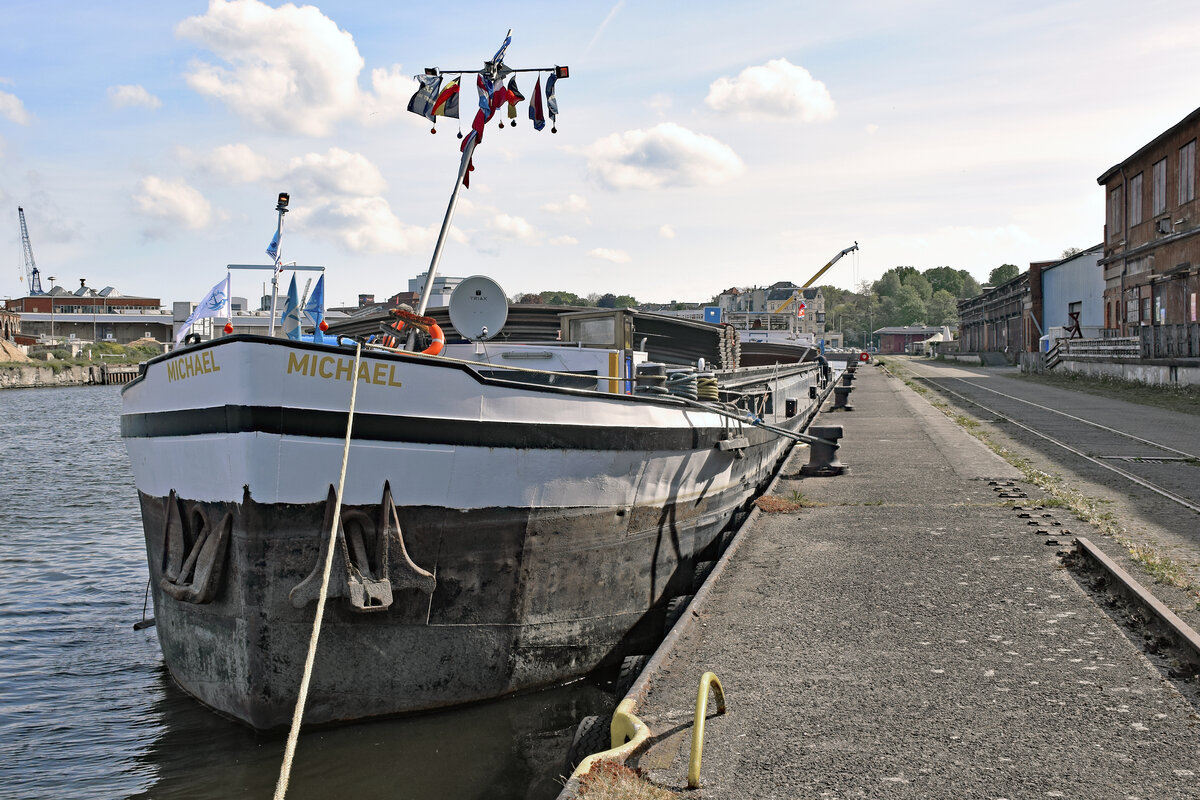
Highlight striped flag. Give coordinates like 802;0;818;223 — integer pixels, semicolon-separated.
432;77;460;118
546;73;559;132
506;76;525;123
528;75;545;131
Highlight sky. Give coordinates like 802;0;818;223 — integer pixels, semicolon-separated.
2;1;1200;309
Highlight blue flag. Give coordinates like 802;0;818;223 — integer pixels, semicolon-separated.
280;274;301;340
492;33;511;66
266;221;281;268
304;274;326;343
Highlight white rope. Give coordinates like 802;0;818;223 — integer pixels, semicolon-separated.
273;341;363;800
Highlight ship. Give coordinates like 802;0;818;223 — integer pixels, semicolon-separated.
119;37;831;729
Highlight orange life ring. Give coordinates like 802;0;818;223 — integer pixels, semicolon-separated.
422;322;445;356
859;352;869;362
384;309;444;355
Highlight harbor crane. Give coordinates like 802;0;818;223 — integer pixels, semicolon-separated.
775;242;859;315
18;207;44;295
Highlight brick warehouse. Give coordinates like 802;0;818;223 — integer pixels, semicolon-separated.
1098;106;1200;332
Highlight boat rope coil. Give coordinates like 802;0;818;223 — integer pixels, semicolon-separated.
666;367;698;401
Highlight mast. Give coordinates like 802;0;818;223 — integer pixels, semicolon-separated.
412;31;569;332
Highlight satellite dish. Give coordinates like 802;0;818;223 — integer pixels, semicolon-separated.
449;275;508;341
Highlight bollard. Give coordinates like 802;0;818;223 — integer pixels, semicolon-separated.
845;363;857;375
832;385;854;411
841;373;855;386
800;425;848;476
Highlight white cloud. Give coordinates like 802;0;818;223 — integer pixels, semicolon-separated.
705;58;836;121
549;235;578;246
488;213;538;241
192;143;276;182
587;247;631;264
285;148;386;196
865;124;879;135
659;224;675;239
108;85;162;110
133;176;213;232
541;193;589;214
583;122;744;190
0;89;30;124
176;0;408;136
295;196;432;254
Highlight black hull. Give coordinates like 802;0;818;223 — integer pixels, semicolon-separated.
140;464;770;728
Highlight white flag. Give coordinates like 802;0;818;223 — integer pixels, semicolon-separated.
176;273;231;343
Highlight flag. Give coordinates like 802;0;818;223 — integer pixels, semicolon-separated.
176;273;231;343
491;33;511;66
432;77;460;118
505;76;525;122
407;74;443;122
546;73;559;132
266;221;282;268
528;75;545;131
304;274;326;343
460;74;511;187
280;274;302;340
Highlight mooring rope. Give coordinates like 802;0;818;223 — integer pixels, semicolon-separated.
273;341;363;800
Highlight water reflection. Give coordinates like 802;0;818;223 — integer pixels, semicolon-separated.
0;386;611;800
132;668;609;800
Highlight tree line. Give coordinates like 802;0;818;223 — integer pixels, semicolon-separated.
510;263;1023;347
822;264;1018;347
512;290;639;308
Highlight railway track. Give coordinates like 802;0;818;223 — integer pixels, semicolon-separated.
905;364;1200;516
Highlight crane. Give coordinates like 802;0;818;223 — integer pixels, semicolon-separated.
774;241;859;315
18;207;44;295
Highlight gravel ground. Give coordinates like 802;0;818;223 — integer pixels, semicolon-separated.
893;357;1200;610
628;365;1200;799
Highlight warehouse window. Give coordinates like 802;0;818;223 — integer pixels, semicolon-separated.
1128;172;1143;227
1153;158;1167;215
1109;186;1122;241
1180;139;1196;205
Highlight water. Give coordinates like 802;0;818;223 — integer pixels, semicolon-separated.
0;386;609;800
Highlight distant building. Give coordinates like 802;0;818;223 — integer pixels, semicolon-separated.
957;272;1031;359
1031;245;1105;340
1;308;19;341
1097;106;1200;331
409;272;464;308
874;325;949;354
3;280;169;345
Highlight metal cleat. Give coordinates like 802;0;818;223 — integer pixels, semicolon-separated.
799;425;849;476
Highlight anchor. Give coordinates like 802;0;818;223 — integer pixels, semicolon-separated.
160;490;232;604
290;482;436;613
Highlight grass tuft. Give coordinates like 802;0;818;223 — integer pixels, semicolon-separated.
576;760;677;799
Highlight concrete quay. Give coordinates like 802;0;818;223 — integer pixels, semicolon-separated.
622;364;1200;798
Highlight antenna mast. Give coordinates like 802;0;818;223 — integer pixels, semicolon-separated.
18;207;44;295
